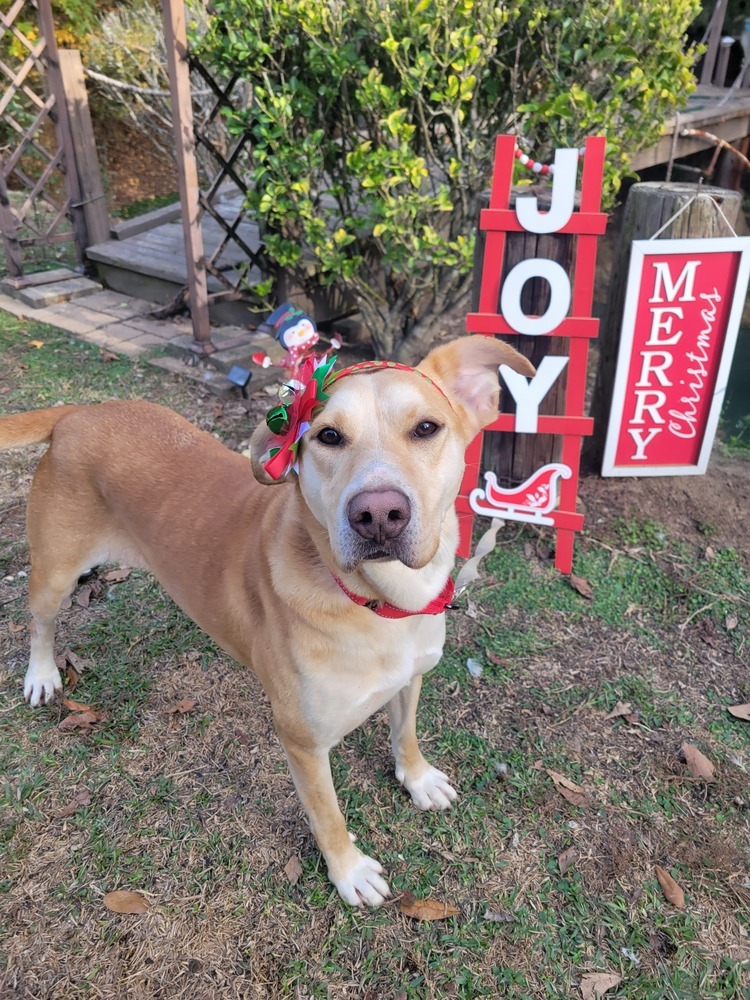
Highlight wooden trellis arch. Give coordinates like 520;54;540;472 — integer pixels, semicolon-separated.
0;0;87;279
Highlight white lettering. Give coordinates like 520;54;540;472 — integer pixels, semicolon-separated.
627;427;662;460
500;259;571;336
667;289;720;440
514;148;578;234
500;356;570;434
649;260;699;303
632;390;667;425
635;351;673;388
646;306;683;346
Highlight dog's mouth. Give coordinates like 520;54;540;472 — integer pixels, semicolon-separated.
338;532;425;573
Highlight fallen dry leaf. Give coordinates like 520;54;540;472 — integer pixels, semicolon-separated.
8;621;24;634
655;865;685;908
75;585;91;609
58;788;91;818
57;648;87;692
283;855;303;885
605;700;633;721
728;703;750;722
56;649;87;675
58;708;106;732
569;573;594;600
103;890;149;914
681;742;715;781
66;650;87;672
483;908;517;923
558;846;579;874
28;339;45;349
580;972;623;999
99;349;119;362
725;613;738;631
485;648;506;667
546;769;588;808
63;697;93;713
166;698;199;715
101;567;133;583
399;891;459;921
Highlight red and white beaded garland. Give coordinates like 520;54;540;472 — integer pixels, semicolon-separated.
514;145;585;176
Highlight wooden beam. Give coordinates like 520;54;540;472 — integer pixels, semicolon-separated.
161;0;212;352
0;157;24;277
58;49;110;248
35;0;87;267
700;0;728;86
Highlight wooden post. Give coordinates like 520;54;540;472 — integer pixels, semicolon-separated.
0;158;24;278
58;49;110;248
586;181;742;470
700;0;728;86
35;0;88;266
161;0;212;352
473;189;573;487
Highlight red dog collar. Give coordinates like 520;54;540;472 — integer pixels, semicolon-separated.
333;574;456;619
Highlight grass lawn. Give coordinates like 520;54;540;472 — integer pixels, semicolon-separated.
1;316;748;999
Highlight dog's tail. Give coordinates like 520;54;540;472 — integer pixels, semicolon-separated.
0;405;80;450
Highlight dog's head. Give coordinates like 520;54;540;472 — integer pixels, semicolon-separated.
249;335;534;572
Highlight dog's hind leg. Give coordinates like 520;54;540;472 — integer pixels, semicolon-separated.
388;677;458;811
24;562;80;706
23;454;108;706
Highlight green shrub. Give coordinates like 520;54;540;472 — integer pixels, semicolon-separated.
195;0;700;359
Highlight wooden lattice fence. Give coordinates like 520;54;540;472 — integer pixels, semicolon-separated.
0;0;88;280
188;56;267;306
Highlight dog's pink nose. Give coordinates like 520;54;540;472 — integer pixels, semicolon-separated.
347;490;411;544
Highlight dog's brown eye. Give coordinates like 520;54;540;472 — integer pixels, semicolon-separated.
317;427;343;446
414;420;439;438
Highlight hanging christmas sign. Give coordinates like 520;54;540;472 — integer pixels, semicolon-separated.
456;134;606;574
602;237;750;476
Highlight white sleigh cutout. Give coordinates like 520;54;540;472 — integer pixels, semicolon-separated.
469;463;572;525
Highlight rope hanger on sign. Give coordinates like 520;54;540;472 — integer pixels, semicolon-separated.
647;184;740;241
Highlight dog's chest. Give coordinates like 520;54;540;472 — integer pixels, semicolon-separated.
302;615;445;745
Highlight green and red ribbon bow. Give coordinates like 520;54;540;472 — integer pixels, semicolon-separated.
262;355;453;480
263;353;337;480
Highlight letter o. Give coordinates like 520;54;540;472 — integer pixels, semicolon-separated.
500;259;571;335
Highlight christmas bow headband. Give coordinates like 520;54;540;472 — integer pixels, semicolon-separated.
262;355;452;480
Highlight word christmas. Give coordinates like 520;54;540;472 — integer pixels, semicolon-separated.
602;238;750;477
456;134;606;574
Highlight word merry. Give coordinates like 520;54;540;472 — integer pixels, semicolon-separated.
625;259;719;460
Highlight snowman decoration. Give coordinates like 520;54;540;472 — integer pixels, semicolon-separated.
252;302;341;383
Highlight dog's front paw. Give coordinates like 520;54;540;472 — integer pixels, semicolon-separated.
397;764;458;811
330;849;391;908
23;663;62;707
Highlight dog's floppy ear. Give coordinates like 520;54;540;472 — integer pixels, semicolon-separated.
417;335;536;437
247;421;291;486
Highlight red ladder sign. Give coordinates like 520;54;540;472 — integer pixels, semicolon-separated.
456;134;607;573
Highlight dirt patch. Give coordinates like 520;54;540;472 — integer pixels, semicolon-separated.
582;454;750;563
93;117;178;212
